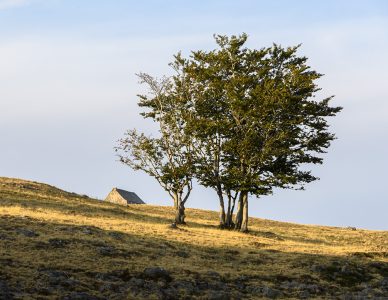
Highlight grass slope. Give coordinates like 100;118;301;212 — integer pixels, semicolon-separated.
0;177;387;299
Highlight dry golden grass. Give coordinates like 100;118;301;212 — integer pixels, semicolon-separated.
0;176;387;299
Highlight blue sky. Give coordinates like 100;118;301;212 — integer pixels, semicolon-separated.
1;0;387;229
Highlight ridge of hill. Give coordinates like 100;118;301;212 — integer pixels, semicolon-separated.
0;177;387;299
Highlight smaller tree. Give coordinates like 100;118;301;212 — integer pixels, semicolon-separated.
116;73;194;224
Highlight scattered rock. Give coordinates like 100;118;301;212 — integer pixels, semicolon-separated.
299;290;310;298
360;287;374;297
161;287;179;299
107;269;131;281
305;284;321;294
235;282;246;291
368;261;387;271
206;270;221;278
37;276;78;293
280;280;297;289
195;280;209;290
98;246;117;256
0;280;13;300
157;280;168;288
16;228;39;237
246;285;263;294
346;226;357;231
61;292;104;300
236;275;249;281
99;283;120;293
176;251;190;258
208;281;227;291
381;277;388;290
143;267;172;282
0;258;13;267
97;245;130;258
48;238;69;248
311;262;368;285
0;233;11;240
41;269;79;289
143;281;161;294
172;280;195;293
129;277;144;287
169;223;178;229
339;264;367;284
206;290;230;300
310;264;325;272
36;287;54;296
90;269;132;282
262;286;280;298
60;278;80;290
108;231;124;240
341;265;351;274
80;227;95;235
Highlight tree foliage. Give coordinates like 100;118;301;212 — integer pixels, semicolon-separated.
116;73;194;224
173;34;342;231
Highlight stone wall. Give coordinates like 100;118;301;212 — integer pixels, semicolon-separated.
105;190;128;206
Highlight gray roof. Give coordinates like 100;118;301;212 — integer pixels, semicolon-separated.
115;188;145;204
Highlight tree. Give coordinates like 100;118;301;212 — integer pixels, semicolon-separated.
116;73;194;224
176;51;239;228
188;115;239;228
174;34;342;232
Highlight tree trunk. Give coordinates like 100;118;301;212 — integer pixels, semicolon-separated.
234;192;244;230
225;190;236;228
217;186;226;228
225;193;232;227
175;201;186;224
173;192;186;224
240;192;249;232
173;192;179;210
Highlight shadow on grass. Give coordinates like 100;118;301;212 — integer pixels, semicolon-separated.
1;214;387;299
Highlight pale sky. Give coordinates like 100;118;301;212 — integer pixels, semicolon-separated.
1;0;387;229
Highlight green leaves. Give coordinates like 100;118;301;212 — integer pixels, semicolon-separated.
174;34;342;197
116;73;194;200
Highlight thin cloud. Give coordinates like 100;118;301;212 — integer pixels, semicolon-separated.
0;0;30;9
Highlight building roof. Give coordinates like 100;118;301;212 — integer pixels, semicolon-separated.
114;188;144;204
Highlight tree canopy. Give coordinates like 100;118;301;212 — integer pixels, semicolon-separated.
173;34;342;231
116;73;194;224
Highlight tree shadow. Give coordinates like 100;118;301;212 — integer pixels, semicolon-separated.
1;214;387;299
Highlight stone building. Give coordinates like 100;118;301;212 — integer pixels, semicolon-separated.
104;188;145;205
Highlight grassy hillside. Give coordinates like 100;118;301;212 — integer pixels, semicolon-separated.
0;177;387;299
